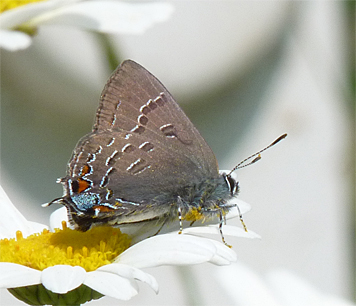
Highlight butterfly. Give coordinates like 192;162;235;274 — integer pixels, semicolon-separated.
48;60;286;244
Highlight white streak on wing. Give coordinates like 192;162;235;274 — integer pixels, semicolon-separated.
126;158;142;171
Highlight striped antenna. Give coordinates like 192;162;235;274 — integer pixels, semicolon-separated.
228;133;287;176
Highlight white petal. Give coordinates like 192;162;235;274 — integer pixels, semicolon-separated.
0;0;79;29
0;263;41;288
183;225;260;239
207;239;237;265
223;225;261;239
32;2;174;34
215;262;283;306
98;263;159;293
0;30;32;51
49;207;69;231
117;234;218;268
41;265;86;294
0;185;46;238
84;270;138;300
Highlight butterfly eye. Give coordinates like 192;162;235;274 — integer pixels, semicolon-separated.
225;175;238;196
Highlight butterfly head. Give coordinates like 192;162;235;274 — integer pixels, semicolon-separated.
221;171;239;197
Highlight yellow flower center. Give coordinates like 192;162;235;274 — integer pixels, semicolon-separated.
0;222;131;272
0;0;46;13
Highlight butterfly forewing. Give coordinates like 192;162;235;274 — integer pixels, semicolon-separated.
66;60;220;209
94;60;218;177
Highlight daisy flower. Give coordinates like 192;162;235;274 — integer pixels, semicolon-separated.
0;182;258;305
0;0;174;51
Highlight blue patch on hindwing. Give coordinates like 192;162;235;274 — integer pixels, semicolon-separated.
71;193;100;211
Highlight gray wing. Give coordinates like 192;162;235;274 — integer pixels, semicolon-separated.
66;60;219;207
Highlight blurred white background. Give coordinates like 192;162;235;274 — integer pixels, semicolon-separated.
1;1;354;305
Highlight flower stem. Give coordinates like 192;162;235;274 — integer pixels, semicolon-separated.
95;33;122;72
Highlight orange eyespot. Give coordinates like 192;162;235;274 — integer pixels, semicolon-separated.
80;164;91;175
77;178;91;193
93;205;115;213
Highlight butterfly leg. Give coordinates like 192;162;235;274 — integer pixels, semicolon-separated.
199;206;231;247
177;196;184;234
218;211;231;248
235;204;248;232
201;203;248;247
218;203;248;232
154;196;185;236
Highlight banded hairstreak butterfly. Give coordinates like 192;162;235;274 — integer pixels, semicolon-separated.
48;60;286;244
